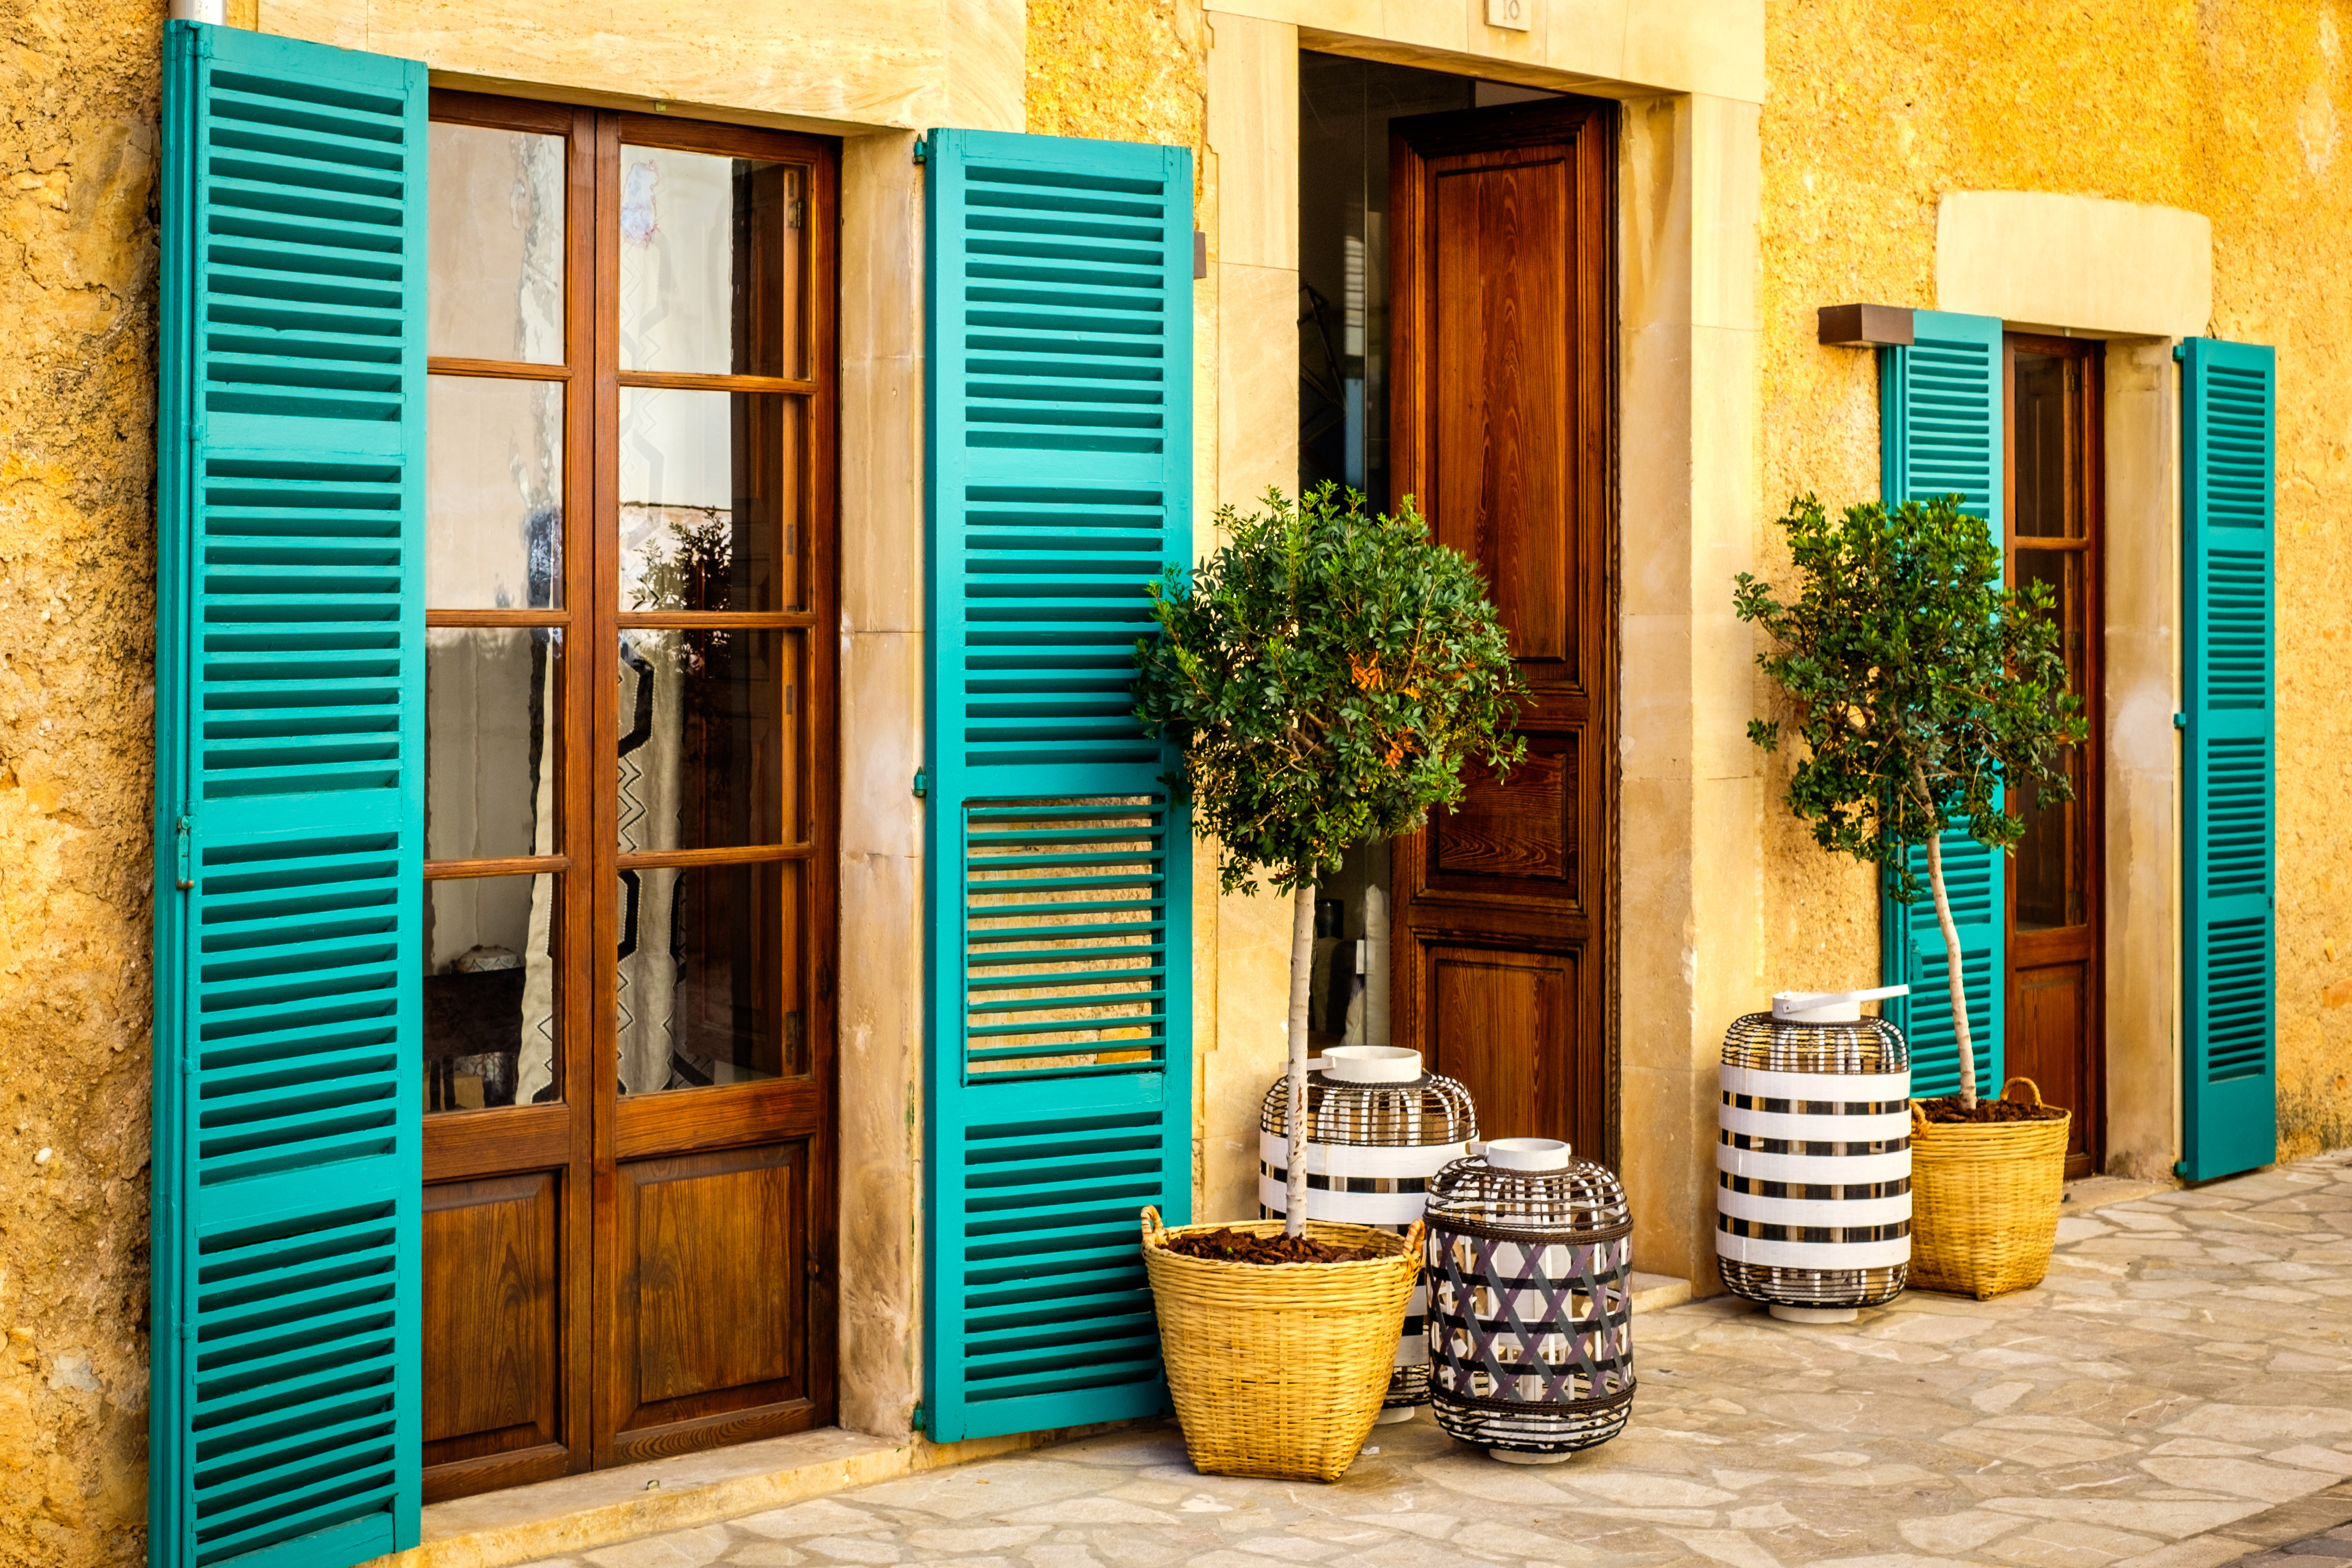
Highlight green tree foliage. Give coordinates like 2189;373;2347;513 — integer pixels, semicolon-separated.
1134;484;1528;894
1734;493;2084;1109
1135;483;1526;1229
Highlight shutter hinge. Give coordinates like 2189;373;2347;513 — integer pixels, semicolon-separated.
173;815;195;891
912;770;928;799
912;136;928;165
788;198;805;231
2172;344;2187;362
911;1401;926;1432
2173;712;2187;730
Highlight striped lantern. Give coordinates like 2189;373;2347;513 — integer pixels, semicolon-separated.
1423;1140;1634;1462
1716;987;1913;1323
1260;1046;1476;1421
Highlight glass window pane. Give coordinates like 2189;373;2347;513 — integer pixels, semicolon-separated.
428;628;561;861
2014;352;2081;539
616;147;801;377
429;123;565;364
428;376;564;608
616;630;799;852
617;387;799;611
2014;549;2085;931
616;861;803;1093
426;873;561;1111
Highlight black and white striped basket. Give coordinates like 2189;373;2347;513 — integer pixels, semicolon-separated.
1260;1046;1476;1418
1716;987;1913;1321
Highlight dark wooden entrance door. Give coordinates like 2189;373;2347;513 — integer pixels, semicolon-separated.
2004;334;2104;1178
1386;97;1616;1162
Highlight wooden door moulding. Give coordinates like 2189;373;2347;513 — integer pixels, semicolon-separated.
1386;92;1619;1169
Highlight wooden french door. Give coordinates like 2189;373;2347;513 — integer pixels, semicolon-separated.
419;95;838;1499
1386;97;1617;1162
2004;334;2104;1178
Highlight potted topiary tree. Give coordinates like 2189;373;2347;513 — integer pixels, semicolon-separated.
1130;483;1526;1479
1734;492;2086;1299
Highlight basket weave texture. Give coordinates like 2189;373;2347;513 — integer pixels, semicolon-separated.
1907;1077;2070;1300
1140;1206;1422;1482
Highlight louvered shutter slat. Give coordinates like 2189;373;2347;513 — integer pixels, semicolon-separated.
156;21;424;1568
922;129;1193;1445
1876;310;2007;1101
2181;337;2278;1182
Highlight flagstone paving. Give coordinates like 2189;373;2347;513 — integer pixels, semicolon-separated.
542;1152;2352;1568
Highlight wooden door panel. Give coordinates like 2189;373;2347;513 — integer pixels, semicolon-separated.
421;1173;566;1491
1429;946;1567;1141
1431;157;1573;670
2011;957;2095;1178
1390;97;1616;1167
1429;733;1577;900
610;1140;810;1451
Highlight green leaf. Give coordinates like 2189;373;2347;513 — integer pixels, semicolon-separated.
1133;484;1529;892
1735;493;2087;901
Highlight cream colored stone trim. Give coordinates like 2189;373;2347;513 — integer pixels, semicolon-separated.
1209;0;1763;104
1936;191;2213;340
1618;93;1764;1292
260;0;1026;135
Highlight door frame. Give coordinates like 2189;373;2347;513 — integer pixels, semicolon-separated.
2002;330;2106;1177
419;95;842;1499
1384;94;1620;1166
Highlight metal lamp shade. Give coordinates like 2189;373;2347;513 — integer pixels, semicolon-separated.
1423;1143;1634;1462
1716;1000;1912;1319
1260;1046;1476;1416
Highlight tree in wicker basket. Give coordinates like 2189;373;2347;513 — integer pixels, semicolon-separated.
1734;493;2086;1297
1129;483;1525;1476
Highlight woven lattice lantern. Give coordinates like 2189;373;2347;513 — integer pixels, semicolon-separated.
1260;1045;1476;1421
1423;1139;1633;1462
1716;986;1913;1323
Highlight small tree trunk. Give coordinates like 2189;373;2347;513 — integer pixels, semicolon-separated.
1284;880;1317;1239
1915;766;1977;1112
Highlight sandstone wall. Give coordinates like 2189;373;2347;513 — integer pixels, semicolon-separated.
1755;1;2352;1159
0;2;164;1564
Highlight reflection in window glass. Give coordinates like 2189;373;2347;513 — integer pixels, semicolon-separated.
615;146;801;377
616;387;797;611
428;376;563;608
429;123;565;365
426;874;561;1111
427;628;561;861
2013;549;2085;931
615;630;797;852
615;861;801;1094
2013;353;2081;540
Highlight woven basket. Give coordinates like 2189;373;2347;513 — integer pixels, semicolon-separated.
1140;1206;1423;1482
1908;1077;2071;1300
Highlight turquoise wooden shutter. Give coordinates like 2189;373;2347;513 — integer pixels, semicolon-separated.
922;128;1194;1444
1876;310;2006;1101
155;22;425;1568
2181;337;2277;1182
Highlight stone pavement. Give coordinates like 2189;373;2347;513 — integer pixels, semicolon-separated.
547;1152;2352;1568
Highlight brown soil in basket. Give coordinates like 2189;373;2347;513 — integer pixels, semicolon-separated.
1916;1095;2068;1125
1159;1227;1388;1265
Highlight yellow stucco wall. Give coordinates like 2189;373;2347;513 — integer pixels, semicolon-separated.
1755;2;2352;1159
1027;0;1207;157
0;2;161;1561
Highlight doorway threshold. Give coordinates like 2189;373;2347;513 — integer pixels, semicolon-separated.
364;1422;1131;1568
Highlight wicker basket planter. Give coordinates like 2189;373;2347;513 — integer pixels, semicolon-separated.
1907;1078;2071;1299
1140;1205;1423;1482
